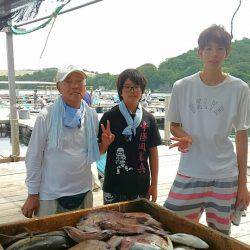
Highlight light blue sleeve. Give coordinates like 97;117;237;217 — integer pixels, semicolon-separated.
25;112;48;194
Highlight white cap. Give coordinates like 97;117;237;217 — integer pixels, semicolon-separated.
56;66;87;82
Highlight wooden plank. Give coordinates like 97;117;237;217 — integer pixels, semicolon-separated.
0;156;25;164
142;201;250;250
235;235;250;245
0;207;24;218
0;190;27;197
231;225;250;238
0;148;250;247
0;215;27;225
0;194;26;203
0;202;23;210
0;192;108;223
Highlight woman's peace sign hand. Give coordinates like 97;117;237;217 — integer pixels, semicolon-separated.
101;120;115;149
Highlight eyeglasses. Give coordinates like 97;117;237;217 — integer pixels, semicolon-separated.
123;85;141;92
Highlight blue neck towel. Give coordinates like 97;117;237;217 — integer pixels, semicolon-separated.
47;97;99;164
119;101;142;141
63;101;84;128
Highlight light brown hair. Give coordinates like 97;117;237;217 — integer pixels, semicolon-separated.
198;25;232;53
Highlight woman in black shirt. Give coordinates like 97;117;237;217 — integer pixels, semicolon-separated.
98;69;162;204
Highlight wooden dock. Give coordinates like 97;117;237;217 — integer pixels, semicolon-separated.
0;146;249;245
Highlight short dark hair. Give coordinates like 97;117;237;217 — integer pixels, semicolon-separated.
116;69;147;100
198;25;232;52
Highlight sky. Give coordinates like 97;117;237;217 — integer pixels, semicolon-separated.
0;0;249;74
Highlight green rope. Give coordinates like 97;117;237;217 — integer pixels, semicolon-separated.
10;3;66;35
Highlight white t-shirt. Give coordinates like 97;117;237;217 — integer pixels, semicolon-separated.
25;104;99;200
167;72;250;179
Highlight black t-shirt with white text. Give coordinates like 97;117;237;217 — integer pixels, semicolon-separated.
98;105;162;195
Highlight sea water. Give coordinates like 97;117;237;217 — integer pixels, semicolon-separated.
0;137;27;158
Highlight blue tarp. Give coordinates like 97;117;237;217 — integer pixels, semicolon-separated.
96;153;106;177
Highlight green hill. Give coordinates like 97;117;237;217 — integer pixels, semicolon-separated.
0;38;249;91
138;38;250;91
0;69;37;76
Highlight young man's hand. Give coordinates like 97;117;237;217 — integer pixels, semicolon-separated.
236;184;250;210
147;185;157;202
21;194;40;218
169;136;193;153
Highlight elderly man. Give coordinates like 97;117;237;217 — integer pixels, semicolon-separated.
22;67;114;218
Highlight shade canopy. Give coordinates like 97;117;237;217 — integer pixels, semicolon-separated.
0;0;46;31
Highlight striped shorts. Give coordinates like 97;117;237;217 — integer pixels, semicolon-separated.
164;174;238;235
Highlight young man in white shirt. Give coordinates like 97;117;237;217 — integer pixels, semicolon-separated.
164;25;250;235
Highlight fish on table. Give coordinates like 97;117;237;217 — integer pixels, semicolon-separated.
5;230;72;250
69;239;115;250
169;233;209;249
63;226;115;242
2;210;209;250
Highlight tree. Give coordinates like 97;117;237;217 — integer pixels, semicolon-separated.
1;39;249;91
137;63;160;89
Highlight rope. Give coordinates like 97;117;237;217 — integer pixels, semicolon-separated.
230;0;242;38
39;8;61;58
10;2;69;35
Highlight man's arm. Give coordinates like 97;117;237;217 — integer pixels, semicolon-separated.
170;122;189;138
21;194;39;218
22;114;47;218
147;146;159;202
168;122;192;152
235;129;250;209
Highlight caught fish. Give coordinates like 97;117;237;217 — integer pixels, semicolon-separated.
98;220;146;235
76;225;99;233
123;212;163;229
169;233;209;249
98;216;170;239
173;246;195;250
1;232;28;248
76;211;122;231
1;231;43;248
77;211;163;233
5;230;72;250
119;233;173;250
63;226;114;243
107;236;124;248
130;242;167;250
69;239;115;250
145;226;170;240
120;237;134;249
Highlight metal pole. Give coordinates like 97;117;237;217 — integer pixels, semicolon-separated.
6;31;20;159
164;95;171;145
15;0;104;28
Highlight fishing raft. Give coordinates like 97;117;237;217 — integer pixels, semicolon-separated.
0;199;249;250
